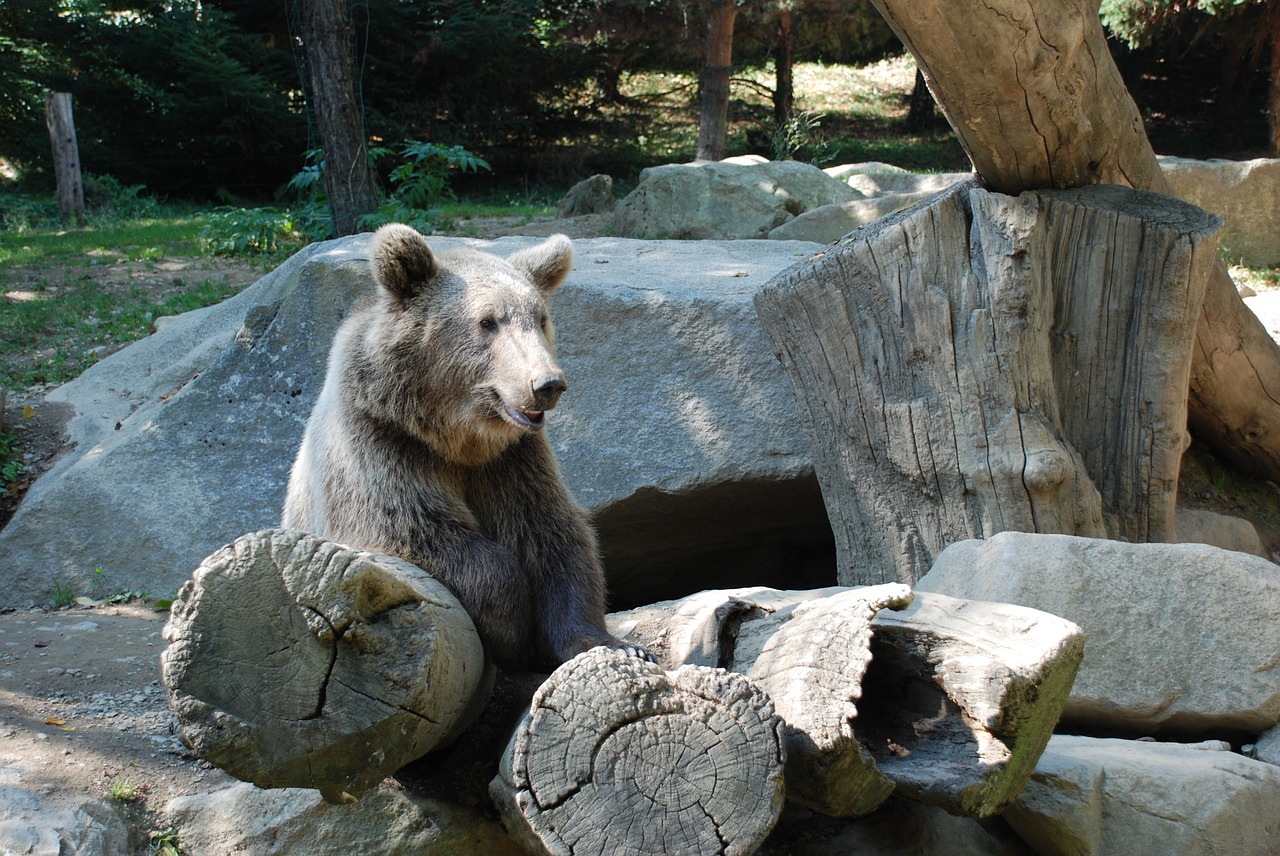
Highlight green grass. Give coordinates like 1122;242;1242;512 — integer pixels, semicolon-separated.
0;215;209;267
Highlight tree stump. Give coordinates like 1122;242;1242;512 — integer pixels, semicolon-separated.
490;647;786;856
609;585;1084;820
868;0;1280;484
858;591;1084;817
161;529;489;804
755;182;1221;585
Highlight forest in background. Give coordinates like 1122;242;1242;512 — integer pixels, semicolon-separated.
1;0;1277;203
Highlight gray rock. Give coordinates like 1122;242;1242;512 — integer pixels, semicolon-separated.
555;174;616;218
824;164;973;197
166;782;521;856
767;191;938;243
1257;723;1280;766
0;780;130;856
1158;155;1280;267
1005;735;1280;856
613;155;861;239
0;236;833;610
759;797;1032;856
917;532;1280;734
1175;506;1267;557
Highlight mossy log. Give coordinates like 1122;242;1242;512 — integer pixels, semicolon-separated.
489;647;786;856
609;585;1083;819
160;529;490;804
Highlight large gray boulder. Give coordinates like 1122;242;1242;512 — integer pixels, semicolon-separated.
1157;155;1280;267
613;155;861;239
767;191;938;243
824;163;973;197
917;532;1280;735
166;783;520;856
0;236;831;609
1005;735;1280;856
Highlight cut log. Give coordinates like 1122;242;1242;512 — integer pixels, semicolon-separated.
869;0;1280;483
610;586;1083;819
755;182;1221;585
858;591;1084;818
161;529;490;804
490;646;786;856
732;584;913;817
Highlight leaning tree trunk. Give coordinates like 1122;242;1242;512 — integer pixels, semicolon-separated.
756;183;1221;584
696;0;741;161
869;0;1280;483
297;0;381;236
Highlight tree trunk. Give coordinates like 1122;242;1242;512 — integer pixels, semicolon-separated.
1268;0;1280;156
868;0;1280;482
755;182;1221;584
773;6;794;128
44;92;84;226
607;584;1083;819
696;0;741;161
161;529;490;805
904;67;937;133
297;0;381;236
490;647;785;856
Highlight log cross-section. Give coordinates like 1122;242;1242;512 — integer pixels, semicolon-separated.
490;647;786;856
161;529;490;804
755;182;1221;586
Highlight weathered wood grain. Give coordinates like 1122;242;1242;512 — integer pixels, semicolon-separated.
490;647;786;856
755;183;1220;585
869;0;1280;483
859;591;1084;817
161;529;489;804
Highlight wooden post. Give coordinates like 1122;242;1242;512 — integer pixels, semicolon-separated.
44;92;85;226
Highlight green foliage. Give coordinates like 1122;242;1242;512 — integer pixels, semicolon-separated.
50;579;76;609
0;426;29;493
769;111;827;162
82;174;161;221
148;826;182;856
1101;0;1266;47
199;207;307;260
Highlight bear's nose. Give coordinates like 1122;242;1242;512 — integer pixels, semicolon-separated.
531;374;567;410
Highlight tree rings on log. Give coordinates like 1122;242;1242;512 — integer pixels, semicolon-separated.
490;647;786;856
161;529;489;804
859;591;1084;817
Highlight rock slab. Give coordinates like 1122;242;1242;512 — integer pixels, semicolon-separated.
1005;735;1280;856
0;236;829;610
918;531;1280;735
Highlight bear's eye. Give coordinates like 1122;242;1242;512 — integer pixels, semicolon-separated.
539;314;549;331
479;317;498;332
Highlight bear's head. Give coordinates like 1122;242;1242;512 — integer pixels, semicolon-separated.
361;223;575;466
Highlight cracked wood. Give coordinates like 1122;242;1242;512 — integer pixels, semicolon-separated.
160;528;489;804
490;647;785;856
755;182;1221;586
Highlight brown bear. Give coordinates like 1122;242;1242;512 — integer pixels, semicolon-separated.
282;224;645;672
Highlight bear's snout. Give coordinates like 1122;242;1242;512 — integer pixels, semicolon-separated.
531;373;568;410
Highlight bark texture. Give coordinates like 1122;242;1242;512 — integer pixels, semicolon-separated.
756;182;1221;585
297;0;381;236
161;529;489;804
44;92;84;226
490;647;786;856
870;0;1280;482
696;0;741;162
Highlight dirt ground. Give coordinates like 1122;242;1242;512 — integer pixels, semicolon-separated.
0;210;1277;853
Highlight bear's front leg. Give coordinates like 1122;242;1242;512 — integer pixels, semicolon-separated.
470;436;652;670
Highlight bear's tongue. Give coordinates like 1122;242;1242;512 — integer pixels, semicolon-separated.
504;402;545;429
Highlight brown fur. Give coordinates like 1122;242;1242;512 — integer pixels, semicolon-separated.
283;225;639;672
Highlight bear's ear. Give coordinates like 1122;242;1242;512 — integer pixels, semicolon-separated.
508;234;573;297
370;223;437;303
